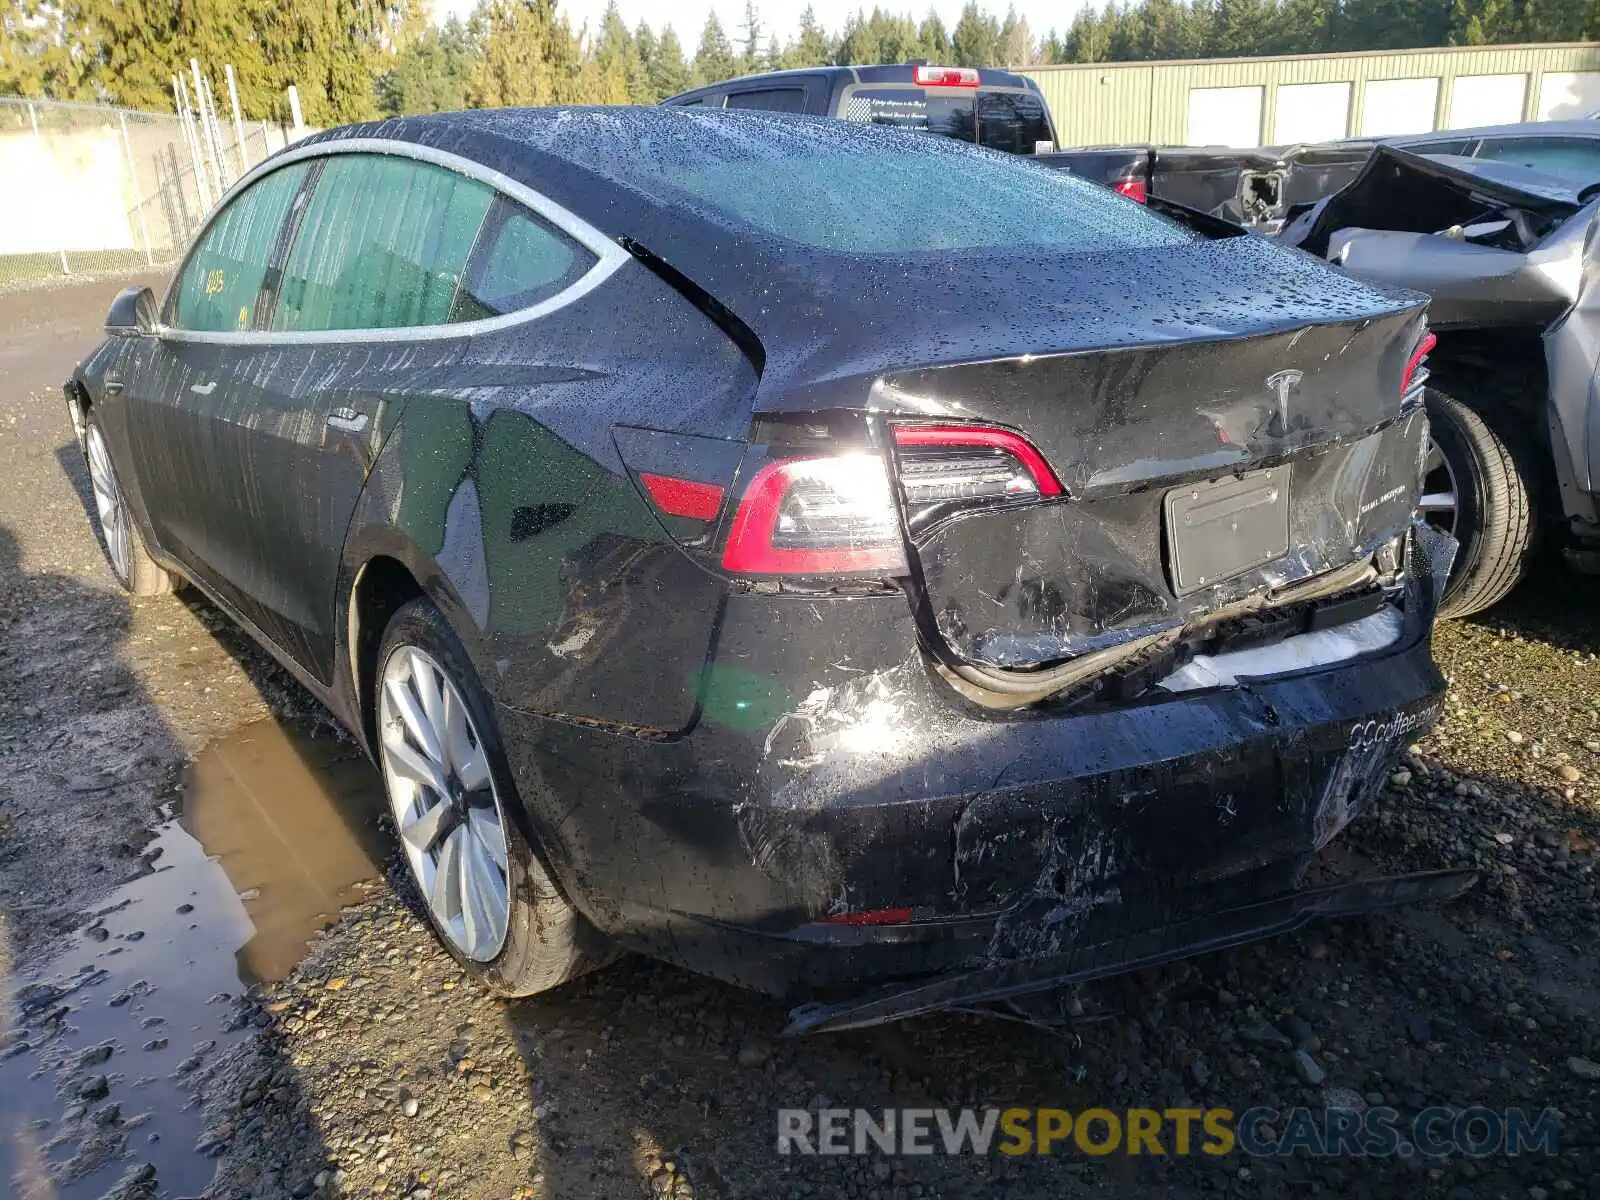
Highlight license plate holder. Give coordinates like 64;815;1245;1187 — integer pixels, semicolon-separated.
1164;466;1289;594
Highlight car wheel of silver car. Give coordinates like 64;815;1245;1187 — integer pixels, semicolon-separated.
376;597;617;995
83;414;175;597
1422;387;1537;620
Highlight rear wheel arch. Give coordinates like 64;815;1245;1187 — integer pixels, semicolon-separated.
347;553;426;753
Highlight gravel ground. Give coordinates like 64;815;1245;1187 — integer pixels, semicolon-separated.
1;275;1597;1200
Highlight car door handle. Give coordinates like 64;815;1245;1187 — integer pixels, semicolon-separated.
326;408;369;433
102;373;124;397
190;381;217;396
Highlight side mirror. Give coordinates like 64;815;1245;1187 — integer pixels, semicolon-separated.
105;286;158;337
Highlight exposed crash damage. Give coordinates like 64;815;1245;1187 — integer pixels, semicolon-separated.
1277;147;1600;612
1056;141;1600;616
64;108;1471;1033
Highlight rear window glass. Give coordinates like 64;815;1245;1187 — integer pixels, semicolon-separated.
595;117;1194;256
842;87;977;142
979;91;1053;154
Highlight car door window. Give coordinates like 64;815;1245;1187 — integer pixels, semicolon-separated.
725;87;807;113
270;155;493;331
1473;136;1600;179
168;164;309;332
453;198;597;320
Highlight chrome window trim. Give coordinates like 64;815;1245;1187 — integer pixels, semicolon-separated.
160;136;630;345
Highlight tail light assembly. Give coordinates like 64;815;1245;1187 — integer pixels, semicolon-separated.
1111;176;1149;204
718;422;1064;578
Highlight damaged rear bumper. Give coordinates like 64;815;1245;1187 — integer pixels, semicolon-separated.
782;867;1477;1034
496;525;1455;1017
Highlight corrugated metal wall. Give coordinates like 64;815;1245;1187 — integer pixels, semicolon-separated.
1021;42;1600;147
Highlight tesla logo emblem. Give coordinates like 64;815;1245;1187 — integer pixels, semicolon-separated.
1266;368;1304;430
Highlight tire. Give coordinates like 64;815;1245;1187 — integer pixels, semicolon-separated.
1422;387;1537;620
82;413;176;597
375;597;616;995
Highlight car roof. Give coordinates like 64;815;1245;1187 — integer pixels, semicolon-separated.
1390;119;1600;143
662;63;1040;105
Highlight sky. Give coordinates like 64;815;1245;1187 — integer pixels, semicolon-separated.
430;0;1093;46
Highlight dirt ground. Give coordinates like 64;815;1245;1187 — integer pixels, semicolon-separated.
1;273;1598;1200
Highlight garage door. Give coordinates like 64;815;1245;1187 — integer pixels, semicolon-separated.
1360;78;1440;136
1275;82;1351;144
1187;86;1264;147
1537;72;1600;120
1448;74;1528;128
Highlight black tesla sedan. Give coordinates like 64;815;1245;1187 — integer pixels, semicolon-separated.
66;108;1469;1034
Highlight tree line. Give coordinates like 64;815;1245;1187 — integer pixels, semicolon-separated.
2;0;1595;125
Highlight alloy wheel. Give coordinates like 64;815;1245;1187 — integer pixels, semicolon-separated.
1419;437;1458;538
85;425;132;584
378;645;511;963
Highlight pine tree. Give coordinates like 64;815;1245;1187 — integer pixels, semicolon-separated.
951;1;1001;66
651;24;692;96
998;6;1034;64
693;13;739;85
378;17;477;116
918;10;952;61
790;5;832;66
739;1;764;72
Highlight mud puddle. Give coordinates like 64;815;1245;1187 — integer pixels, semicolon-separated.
0;720;386;1199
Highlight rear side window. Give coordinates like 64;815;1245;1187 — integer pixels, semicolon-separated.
454;198;596;319
841;87;976;142
726;88;806;113
170;164;308;332
979;91;1053;154
271;156;492;331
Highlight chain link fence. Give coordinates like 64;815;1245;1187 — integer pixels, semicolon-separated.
0;96;301;287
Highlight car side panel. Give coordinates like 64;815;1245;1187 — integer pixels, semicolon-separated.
337;259;758;736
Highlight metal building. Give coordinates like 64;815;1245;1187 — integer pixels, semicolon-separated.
1019;41;1600;148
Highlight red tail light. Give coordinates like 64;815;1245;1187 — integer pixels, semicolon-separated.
721;454;907;576
913;66;980;87
1112;176;1149;204
892;424;1064;501
1403;330;1436;396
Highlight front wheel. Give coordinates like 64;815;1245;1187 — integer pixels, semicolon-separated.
83;414;175;597
374;598;615;995
1421;388;1537;620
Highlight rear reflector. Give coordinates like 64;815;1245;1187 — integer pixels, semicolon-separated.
892;424;1064;500
1112;176;1149;204
913;65;980;87
721;455;908;575
639;472;724;520
819;907;914;926
1403;330;1436;396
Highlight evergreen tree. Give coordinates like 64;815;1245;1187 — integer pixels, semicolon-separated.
378;17;477;115
951;1;1001;66
693;13;740;84
650;24;693;96
999;6;1035;65
790;5;833;66
739;1;765;71
918;10;953;60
